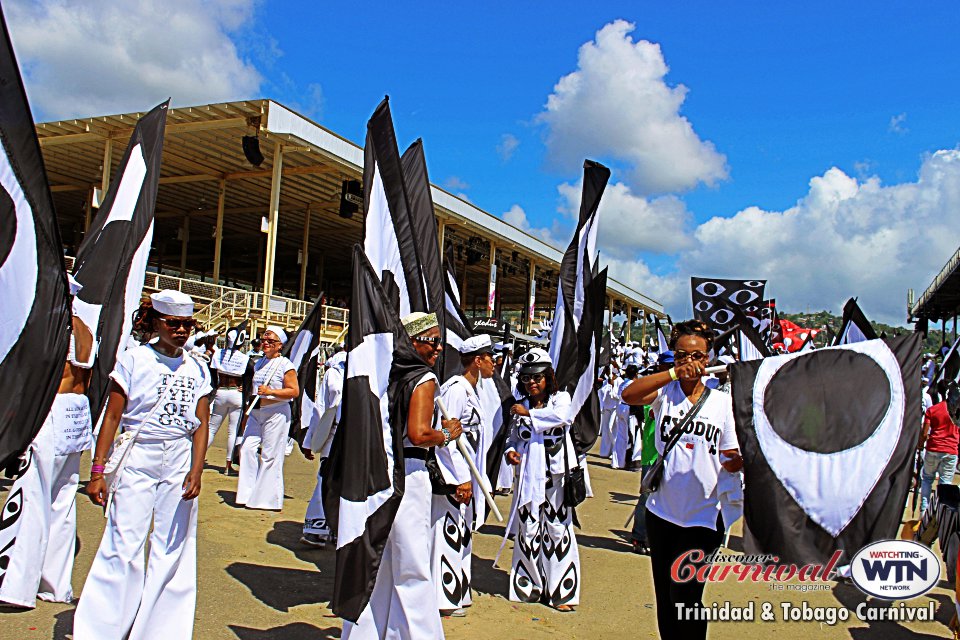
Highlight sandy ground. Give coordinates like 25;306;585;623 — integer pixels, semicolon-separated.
1;430;956;640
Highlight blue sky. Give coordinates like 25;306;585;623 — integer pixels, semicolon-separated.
10;1;960;324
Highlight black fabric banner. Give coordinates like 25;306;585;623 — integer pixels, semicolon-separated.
0;6;71;468
731;333;921;565
691;277;766;333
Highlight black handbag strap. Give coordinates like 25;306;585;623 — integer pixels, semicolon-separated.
660;386;711;460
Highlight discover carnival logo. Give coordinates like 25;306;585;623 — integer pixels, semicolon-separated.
850;539;940;600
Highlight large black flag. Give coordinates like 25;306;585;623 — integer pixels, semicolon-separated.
730;334;921;565
281;292;325;438
323;246;431;622
400;139;447;375
833;297;878;345
0;8;71;467
72;101;168;423
548;160;610;455
362;98;427;318
691;277;766;333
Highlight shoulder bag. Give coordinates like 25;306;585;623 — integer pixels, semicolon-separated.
640;386;711;495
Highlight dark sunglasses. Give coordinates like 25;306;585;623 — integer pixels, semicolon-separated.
413;336;442;348
260;338;281;346
159;317;196;330
519;373;545;384
674;350;708;362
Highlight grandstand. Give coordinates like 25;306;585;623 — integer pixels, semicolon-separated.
39;99;662;345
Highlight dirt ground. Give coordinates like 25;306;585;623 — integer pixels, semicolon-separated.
1;431;956;639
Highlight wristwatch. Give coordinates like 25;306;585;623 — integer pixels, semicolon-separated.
441;427;451;446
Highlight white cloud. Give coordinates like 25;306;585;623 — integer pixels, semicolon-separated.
7;0;263;120
444;176;470;191
604;150;960;325
501;204;563;248
497;133;519;161
557;179;693;257
538;20;727;195
889;113;908;135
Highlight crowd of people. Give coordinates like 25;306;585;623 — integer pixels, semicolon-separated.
3;283;953;640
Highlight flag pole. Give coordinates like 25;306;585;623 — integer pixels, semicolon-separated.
436;397;504;522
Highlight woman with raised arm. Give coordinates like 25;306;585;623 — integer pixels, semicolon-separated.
621;319;743;640
503;348;580;612
73;290;213;640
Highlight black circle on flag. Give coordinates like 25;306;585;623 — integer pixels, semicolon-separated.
762;349;891;454
729;288;760;305
696;281;725;297
0;185;15;266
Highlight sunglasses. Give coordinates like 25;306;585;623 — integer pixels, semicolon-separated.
413;336;442;348
159;318;196;330
260;338;281;346
674;350;709;362
519;373;545;384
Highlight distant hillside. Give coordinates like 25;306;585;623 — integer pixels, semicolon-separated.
778;310;947;353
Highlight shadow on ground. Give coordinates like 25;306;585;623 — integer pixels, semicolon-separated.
229;622;341;639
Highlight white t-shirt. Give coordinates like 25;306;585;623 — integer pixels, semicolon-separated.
110;345;213;440
645;381;739;530
212;347;251;377
252;355;297;403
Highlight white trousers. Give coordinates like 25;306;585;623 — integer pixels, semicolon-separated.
599;408;616;457
237;404;290;510
208;387;243;462
509;473;580;607
431;494;473;610
611;407;637;470
304;424;338;537
0;414;81;607
342;460;444;640
73;437;198;640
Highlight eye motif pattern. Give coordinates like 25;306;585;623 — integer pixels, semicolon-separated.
549;563;579;605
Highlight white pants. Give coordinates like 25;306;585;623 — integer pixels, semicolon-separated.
611;406;635;469
432;494;473;610
0;414;81;607
73;437;198;640
509;473;580;607
304;424;338;537
342;460;444;640
208;387;243;462
237;404;290;510
599;408;616;457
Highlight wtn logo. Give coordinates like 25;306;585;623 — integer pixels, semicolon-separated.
851;540;939;600
860;559;927;583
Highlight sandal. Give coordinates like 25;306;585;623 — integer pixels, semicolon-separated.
552;604;575;613
631;540;650;555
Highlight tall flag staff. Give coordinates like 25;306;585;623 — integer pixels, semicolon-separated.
72;100;169;425
0;6;71;467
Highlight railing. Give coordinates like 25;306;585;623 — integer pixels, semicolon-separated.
64;254;349;344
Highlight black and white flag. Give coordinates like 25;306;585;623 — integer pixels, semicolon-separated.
833;297;878;345
691;277;766;333
652;314;669;355
362;98;427;318
0;7;71;467
730;334;921;565
548;160;610;455
72;100;168;423
322;245;432;622
281;293;325;438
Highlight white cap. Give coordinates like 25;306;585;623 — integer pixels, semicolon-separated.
517;347;552;372
265;325;288;344
459;334;493;355
150;290;194;316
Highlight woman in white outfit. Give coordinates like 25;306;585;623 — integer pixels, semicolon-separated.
503;348;580;612
0;276;93;608
208;325;252;475
73;290;212;640
236;326;298;510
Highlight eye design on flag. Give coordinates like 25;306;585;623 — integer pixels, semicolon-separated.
694;300;713;313
696;281;726;297
0;143;37;365
744;281;765;288
710;309;735;326
729;289;760;306
752;341;904;536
